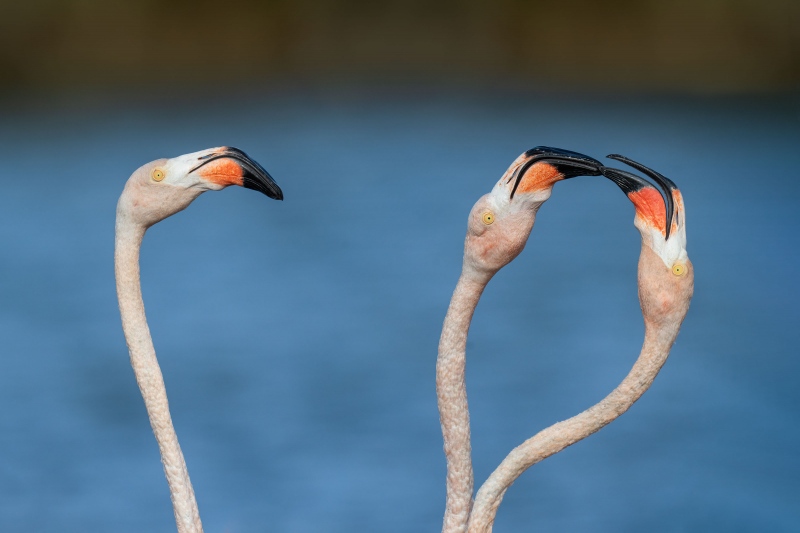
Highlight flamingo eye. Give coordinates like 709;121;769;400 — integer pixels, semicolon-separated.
672;263;686;276
152;168;166;182
482;211;495;225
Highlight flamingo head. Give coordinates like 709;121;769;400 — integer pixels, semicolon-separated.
463;146;603;278
601;155;693;327
117;146;282;228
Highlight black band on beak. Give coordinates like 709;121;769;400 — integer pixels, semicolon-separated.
605;154;675;240
601;167;657;194
607;154;678;192
190;147;284;200
509;146;604;200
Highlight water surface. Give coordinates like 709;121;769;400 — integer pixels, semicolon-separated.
0;91;797;532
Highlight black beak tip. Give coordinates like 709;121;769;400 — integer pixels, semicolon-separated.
242;170;284;201
220;147;283;201
526;146;603;165
601;167;649;194
530;146;604;175
606;153;678;192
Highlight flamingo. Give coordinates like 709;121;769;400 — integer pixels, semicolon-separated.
465;156;692;532
437;150;693;533
437;147;605;533
114;147;282;533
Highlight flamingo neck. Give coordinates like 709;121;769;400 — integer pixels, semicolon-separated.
115;216;204;533
466;317;683;533
438;270;491;533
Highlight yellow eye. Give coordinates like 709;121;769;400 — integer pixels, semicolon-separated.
672;263;686;276
152;168;166;182
482;211;495;225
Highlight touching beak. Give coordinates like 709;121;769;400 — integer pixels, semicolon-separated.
189;147;283;200
507;146;605;199
601;154;680;239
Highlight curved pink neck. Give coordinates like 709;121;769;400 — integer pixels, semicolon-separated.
466;318;683;533
438;271;491;533
115;218;204;533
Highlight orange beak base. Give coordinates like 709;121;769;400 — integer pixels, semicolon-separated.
604;154;679;239
602;164;674;238
189;147;283;200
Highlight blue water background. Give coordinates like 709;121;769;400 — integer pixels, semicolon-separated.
0;90;798;532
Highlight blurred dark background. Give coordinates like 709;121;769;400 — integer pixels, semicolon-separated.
0;0;798;94
0;1;798;532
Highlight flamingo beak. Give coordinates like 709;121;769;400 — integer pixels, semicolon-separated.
602;155;678;239
189;147;283;200
508;146;604;199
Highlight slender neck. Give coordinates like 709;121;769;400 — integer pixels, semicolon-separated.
115;217;203;533
465;319;682;533
438;270;491;533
